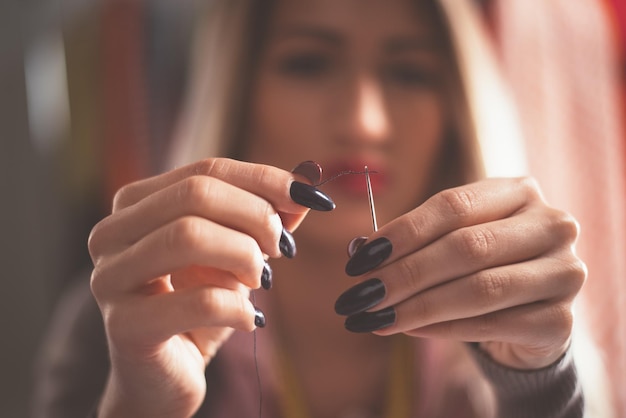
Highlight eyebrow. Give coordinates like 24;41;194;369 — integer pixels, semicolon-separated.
385;37;438;54
272;25;343;46
272;24;437;53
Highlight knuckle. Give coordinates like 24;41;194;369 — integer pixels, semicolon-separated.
87;219;106;259
549;304;574;335
112;182;139;212
455;227;497;263
248;163;281;195
192;288;221;318
559;256;588;293
166;217;205;254
570;258;588;289
472;270;510;305
240;240;265;285
236;297;255;331
406;210;428;241
192;288;253;330
192;158;220;177
259;202;280;235
551;210;580;243
179;176;212;208
89;266;106;299
439;187;477;219
222;234;263;287
255;164;271;187
397;256;424;291
517;176;543;201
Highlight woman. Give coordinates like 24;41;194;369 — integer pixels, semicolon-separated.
34;0;587;417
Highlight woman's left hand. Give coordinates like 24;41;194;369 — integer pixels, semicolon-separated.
335;177;586;370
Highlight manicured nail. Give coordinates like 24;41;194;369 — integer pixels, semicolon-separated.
254;307;266;328
291;160;322;185
279;228;296;258
290;181;336;211
344;307;396;333
345;237;392;276
347;236;367;258
335;278;386;316
261;262;273;290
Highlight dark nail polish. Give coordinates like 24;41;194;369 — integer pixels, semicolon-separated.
254;307;266;328
291;160;322;185
344;307;396;333
347;236;367;258
290;181;336;211
261;262;273;290
345;237;392;276
279;228;296;258
334;278;386;316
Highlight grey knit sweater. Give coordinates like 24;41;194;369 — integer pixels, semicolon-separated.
31;280;583;418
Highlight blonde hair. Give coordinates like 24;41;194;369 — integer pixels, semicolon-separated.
164;1;616;416
168;0;526;179
168;0;266;168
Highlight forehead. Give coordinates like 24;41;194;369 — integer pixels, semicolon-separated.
269;0;440;43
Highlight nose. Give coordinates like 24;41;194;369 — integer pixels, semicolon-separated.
336;75;390;146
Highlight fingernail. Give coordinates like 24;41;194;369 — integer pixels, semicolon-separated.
335;278;386;316
344;307;396;333
279;228;296;258
345;237;392;276
290;181;336;211
291;160;322;185
254;307;266;328
261;262;273;290
347;236;367;258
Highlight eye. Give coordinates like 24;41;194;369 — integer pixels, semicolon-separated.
276;52;331;78
384;62;439;88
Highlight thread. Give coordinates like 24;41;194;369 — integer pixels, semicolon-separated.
253;167;378;418
251;291;263;418
315;169;378;187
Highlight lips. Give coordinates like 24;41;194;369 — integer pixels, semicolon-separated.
321;159;388;196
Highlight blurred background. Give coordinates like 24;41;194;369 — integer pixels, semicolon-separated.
1;1;194;415
1;0;625;416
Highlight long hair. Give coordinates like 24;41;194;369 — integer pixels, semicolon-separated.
167;0;526;181
164;1;616;416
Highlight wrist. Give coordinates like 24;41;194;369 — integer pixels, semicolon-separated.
97;368;199;418
478;339;571;370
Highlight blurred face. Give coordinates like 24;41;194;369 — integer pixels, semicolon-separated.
246;0;450;248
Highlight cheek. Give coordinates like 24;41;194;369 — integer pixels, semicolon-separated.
388;95;446;205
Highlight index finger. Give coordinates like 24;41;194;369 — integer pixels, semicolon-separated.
346;177;543;276
113;158;327;218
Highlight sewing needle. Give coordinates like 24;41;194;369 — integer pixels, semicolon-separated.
365;166;378;232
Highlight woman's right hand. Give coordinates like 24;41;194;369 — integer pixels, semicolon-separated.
88;158;332;418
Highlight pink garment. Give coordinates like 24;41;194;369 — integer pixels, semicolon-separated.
492;0;626;415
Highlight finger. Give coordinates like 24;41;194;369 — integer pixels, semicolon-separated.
346;178;543;277
90;175;284;258
373;254;585;335
112;158;320;217
91;216;265;297
185;327;236;364
105;286;258;349
170;266;248;292
371;207;578;309
400;302;574;352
